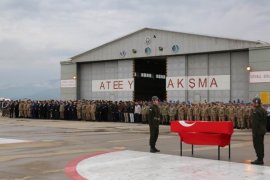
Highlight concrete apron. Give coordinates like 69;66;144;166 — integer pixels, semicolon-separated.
65;150;270;180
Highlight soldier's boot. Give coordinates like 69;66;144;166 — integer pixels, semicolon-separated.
251;159;264;165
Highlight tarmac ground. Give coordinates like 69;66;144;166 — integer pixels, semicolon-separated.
0;116;269;179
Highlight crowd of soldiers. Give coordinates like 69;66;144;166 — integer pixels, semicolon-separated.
0;99;256;129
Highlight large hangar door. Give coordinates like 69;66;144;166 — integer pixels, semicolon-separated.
134;59;166;101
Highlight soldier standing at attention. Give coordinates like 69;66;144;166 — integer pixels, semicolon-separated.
77;100;82;120
148;96;161;153
251;98;267;165
186;104;193;121
90;101;96;121
161;102;168;124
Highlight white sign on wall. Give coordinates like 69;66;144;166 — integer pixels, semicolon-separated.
250;71;270;83
166;75;230;90
61;79;76;88
92;78;134;92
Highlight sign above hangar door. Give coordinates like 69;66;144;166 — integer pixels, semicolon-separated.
92;78;134;92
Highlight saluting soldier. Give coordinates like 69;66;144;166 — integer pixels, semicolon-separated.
148;96;161;153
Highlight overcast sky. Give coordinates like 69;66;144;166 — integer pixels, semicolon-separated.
0;0;270;95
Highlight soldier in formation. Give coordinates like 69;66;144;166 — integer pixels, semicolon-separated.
2;99;256;129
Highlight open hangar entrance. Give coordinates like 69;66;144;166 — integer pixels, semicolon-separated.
134;58;166;101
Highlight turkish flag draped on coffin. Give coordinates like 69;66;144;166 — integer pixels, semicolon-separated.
170;121;234;147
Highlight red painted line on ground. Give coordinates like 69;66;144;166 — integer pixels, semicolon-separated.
65;149;124;180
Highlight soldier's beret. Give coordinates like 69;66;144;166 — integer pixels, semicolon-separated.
252;97;261;104
152;96;159;101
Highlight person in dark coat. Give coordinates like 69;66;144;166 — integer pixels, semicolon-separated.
251;97;267;165
148;96;161;153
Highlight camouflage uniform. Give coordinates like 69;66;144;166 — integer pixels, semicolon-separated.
90;102;96;121
177;105;185;120
237;105;244;129
77;101;82;120
186;105;193;120
168;104;176;122
210;105;217;121
201;104;209;121
161;103;168;124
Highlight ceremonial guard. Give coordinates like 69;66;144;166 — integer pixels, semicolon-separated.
251;98;267;165
148;96;160;153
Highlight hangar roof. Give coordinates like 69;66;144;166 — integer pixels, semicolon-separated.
70;28;263;63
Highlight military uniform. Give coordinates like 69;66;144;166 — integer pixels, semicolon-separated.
90;102;96;121
201;104;209;121
218;105;225;121
177;105;185;120
148;96;160;153
77;102;82;120
161;103;168;124
194;104;201;121
210;105;217;121
186;105;193;120
168;104;176;122
251;98;267;165
237;105;244;129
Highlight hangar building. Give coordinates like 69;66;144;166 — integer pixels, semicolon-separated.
60;28;270;103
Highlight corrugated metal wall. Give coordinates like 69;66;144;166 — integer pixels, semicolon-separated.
60;62;77;100
187;54;208;102
249;47;270;102
231;51;249;102
78;60;133;101
208;52;230;102
167;56;186;102
167;51;249;103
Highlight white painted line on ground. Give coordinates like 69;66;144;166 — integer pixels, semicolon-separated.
66;150;270;180
0;138;31;144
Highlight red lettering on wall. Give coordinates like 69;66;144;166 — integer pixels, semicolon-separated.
189;78;195;89
106;81;111;89
128;80;134;89
118;81;123;89
199;78;207;88
210;78;218;88
100;82;105;90
113;81;119;89
167;79;174;88
177;79;184;88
